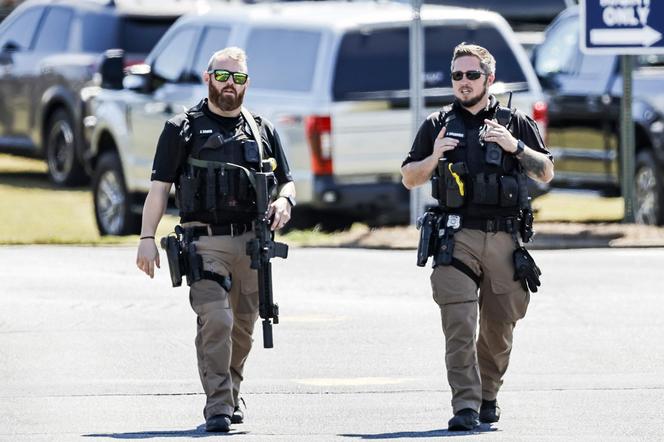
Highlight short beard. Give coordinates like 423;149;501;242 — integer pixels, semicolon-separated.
458;79;488;108
208;82;245;112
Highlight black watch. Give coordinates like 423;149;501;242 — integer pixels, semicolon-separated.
283;195;296;207
514;139;525;156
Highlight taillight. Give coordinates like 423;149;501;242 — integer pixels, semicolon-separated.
124;59;144;70
305;115;333;176
532;100;548;144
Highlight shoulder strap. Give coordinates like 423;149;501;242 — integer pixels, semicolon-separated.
240;106;265;163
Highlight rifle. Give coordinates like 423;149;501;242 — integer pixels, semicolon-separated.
246;160;289;348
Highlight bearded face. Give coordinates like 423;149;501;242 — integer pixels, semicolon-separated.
208;80;246;112
457;77;488;108
451;55;493;110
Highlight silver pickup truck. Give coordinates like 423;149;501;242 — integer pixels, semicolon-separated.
85;1;548;235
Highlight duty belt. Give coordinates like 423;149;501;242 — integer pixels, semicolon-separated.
463;217;520;233
189;223;253;237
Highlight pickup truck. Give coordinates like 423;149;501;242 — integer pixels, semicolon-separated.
532;6;664;225
86;1;548;235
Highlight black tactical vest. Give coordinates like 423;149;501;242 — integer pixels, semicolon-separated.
433;101;525;219
176;107;263;225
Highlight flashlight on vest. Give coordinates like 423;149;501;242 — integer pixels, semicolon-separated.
261;158;277;172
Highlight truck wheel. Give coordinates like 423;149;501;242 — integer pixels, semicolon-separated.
93;151;141;235
634;150;664;226
45;109;88;186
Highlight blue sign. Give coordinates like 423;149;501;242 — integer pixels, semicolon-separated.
581;0;664;54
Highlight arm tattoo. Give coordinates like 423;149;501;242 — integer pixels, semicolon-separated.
519;150;547;179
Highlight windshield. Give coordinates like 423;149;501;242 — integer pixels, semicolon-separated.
82;13;175;54
333;24;528;101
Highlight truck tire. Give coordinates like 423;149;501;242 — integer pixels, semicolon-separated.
93;151;141;235
634;150;664;226
45;109;88;186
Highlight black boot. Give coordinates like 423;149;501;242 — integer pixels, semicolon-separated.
231;398;246;424
205;414;231;432
447;408;479;431
479;399;501;423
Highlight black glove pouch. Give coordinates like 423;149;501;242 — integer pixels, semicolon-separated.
513;246;542;293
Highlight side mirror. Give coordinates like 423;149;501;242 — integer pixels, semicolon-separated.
1;40;20;53
0;41;19;65
98;49;125;90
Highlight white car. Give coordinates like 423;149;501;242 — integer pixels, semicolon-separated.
86;1;548;235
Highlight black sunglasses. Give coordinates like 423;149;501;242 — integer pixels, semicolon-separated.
208;69;249;85
451;70;486;81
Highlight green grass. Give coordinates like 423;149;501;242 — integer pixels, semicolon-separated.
0;153;626;245
533;191;623;223
0;154;177;244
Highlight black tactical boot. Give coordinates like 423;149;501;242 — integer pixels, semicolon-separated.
205;414;231;432
231;398;246;424
479;399;501;423
447;408;480;431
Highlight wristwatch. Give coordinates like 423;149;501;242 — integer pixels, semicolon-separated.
282;195;297;207
514;139;525;156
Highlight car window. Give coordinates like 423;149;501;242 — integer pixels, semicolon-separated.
34;7;73;53
425;25;528;86
152;27;198;82
333;24;528;101
79;12;117;52
0;6;44;51
79;14;174;55
245;28;321;92
192;26;232;80
534;16;579;76
120;18;176;55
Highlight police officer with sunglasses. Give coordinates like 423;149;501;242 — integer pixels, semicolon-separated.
136;47;295;433
401;43;554;431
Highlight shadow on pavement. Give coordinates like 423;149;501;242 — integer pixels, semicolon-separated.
83;424;248;439
339;424;498;439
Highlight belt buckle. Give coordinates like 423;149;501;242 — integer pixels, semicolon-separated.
485;219;494;232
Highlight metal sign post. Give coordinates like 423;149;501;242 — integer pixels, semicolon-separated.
620;55;635;222
581;0;664;223
409;0;425;225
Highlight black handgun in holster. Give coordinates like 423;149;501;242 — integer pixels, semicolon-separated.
160;225;203;287
161;234;184;287
416;209;441;267
433;213;462;267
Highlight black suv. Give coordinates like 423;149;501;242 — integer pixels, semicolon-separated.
0;0;184;185
532;6;664;225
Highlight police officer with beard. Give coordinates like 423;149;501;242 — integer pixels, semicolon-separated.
401;43;554;431
136;47;295;433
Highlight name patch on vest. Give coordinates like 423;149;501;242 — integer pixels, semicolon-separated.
447;132;465;138
199;129;213;134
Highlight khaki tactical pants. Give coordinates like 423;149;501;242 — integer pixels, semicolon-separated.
188;231;259;420
430;229;529;414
